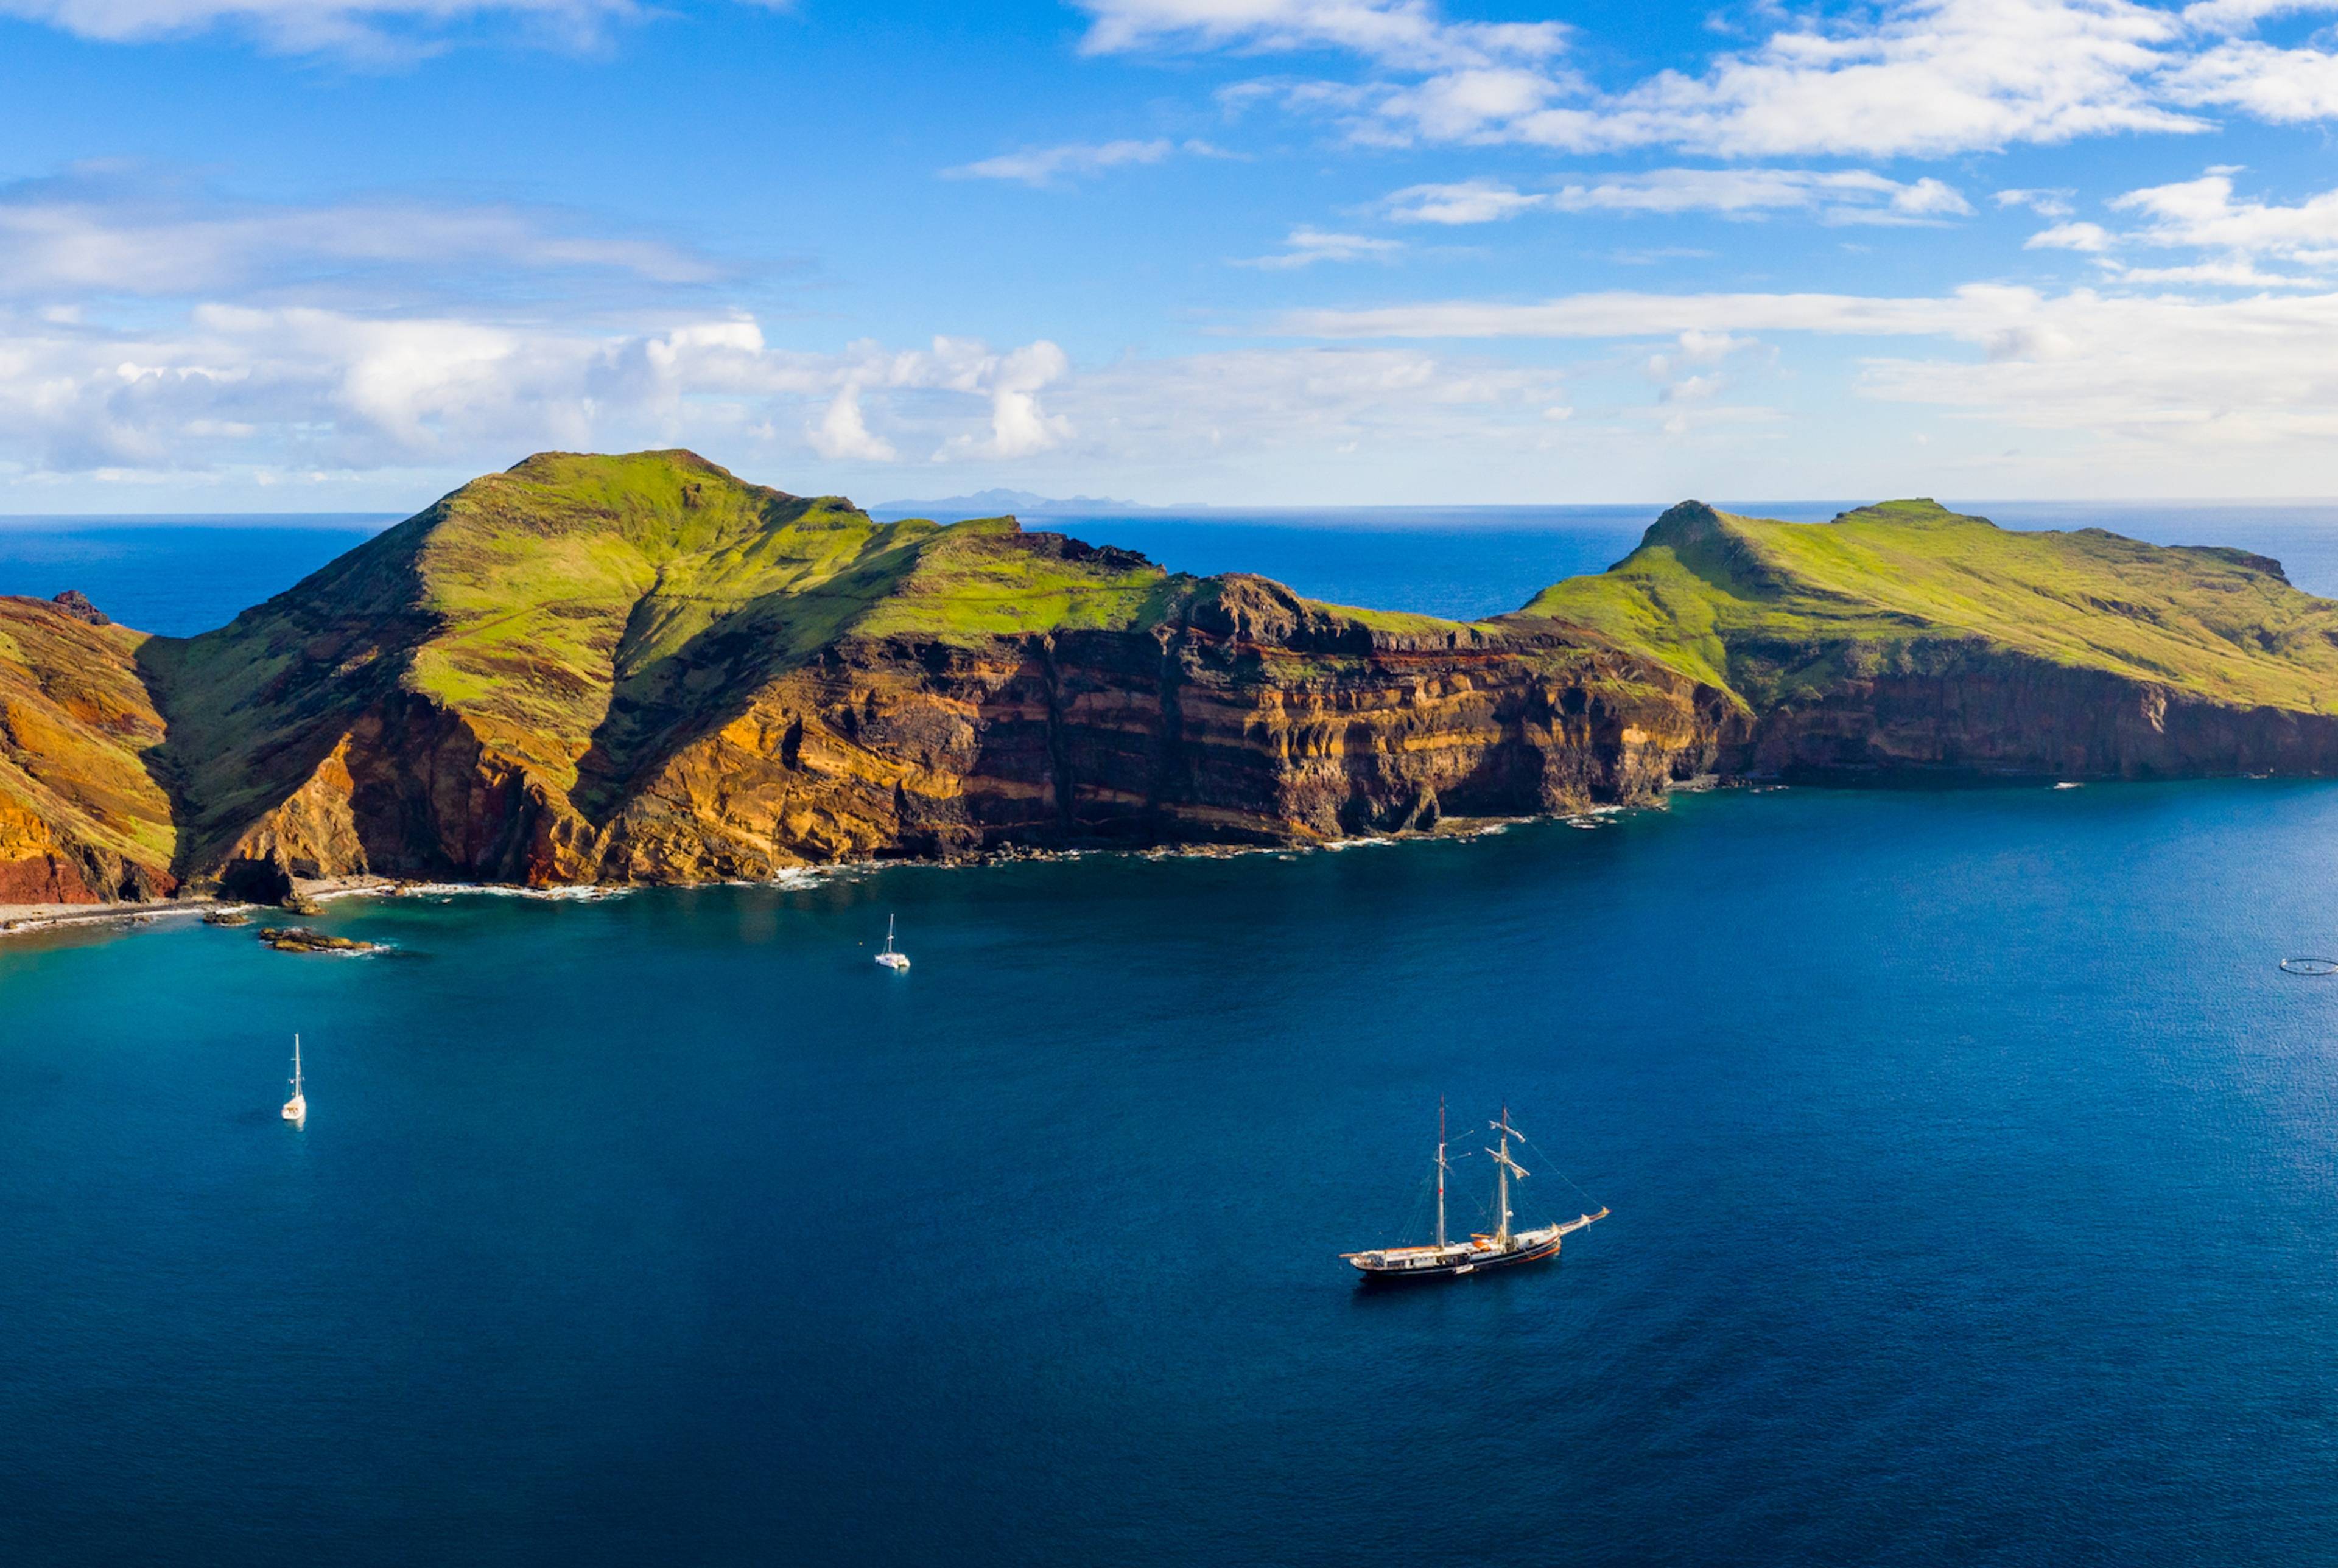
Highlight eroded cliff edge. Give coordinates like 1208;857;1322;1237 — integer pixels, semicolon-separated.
9;453;2338;905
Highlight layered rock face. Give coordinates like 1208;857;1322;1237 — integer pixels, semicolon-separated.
9;455;2338;906
1527;498;2338;785
589;580;1737;883
0;595;176;903
1741;643;2338;781
83;453;1741;895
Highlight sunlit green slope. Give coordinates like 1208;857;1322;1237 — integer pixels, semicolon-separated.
1511;499;2338;713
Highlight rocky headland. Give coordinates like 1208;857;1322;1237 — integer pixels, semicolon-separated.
7;450;2338;912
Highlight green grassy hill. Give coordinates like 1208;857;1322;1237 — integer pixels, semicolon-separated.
133;450;1389;876
1512;499;2338;715
16;457;2338;905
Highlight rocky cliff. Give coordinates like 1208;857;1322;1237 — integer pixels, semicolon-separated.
7;455;2338;906
0;593;175;903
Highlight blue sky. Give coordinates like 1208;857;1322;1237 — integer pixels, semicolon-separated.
6;0;2338;508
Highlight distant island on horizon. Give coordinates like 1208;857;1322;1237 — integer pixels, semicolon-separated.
7;447;2338;914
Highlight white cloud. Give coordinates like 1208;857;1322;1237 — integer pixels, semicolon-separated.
0;0;639;54
809;383;896;463
934;340;1075;460
2163;40;2338;121
1279;285;2009;341
1076;0;1567;72
1160;1;2212;158
0;304;1092;475
1383;178;1546;225
1235;224;1402;268
2109;172;2338;261
0;275;1598;496
0;172;718;298
1996;187;2076;216
1534;0;2201;157
2026;220;2115;250
1278;280;2338;458
2177;0;2338;31
942;138;1187;188
1388;168;1971;225
1993;172;2338;282
2097;257;2323;285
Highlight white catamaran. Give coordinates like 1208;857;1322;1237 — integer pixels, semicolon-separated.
281;1035;306;1123
875;915;910;971
1342;1102;1606;1281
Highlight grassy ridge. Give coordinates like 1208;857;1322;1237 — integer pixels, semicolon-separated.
137;451;1417;851
117;457;2338;885
1513;499;2338;713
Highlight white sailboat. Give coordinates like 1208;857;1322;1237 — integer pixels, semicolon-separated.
875;914;910;971
281;1034;306;1122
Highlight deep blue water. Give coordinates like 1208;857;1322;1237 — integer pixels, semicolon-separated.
10;789;2338;1564
11;509;2338;1564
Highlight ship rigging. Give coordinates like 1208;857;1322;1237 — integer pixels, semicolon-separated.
1342;1101;1606;1281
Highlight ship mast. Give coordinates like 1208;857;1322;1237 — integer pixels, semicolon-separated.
1434;1099;1448;1248
1487;1107;1528;1245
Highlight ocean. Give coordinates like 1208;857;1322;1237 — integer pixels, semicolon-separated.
7;503;2338;1565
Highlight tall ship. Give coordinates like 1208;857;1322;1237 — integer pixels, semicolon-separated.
1343;1103;1606;1281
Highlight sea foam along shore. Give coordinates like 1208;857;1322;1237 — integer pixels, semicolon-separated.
0;808;1625;943
0;899;216;939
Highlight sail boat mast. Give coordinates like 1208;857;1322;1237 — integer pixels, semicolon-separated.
1487;1106;1528;1245
1495;1109;1509;1244
1434;1099;1448;1249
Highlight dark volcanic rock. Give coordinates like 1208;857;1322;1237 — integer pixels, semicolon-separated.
49;590;108;626
258;925;379;953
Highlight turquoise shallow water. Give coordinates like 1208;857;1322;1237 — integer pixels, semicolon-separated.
9;786;2338;1564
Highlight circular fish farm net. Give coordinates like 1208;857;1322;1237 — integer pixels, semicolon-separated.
2280;957;2338;976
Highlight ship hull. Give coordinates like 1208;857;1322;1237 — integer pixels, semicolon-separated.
1342;1208;1606;1283
1349;1236;1564;1283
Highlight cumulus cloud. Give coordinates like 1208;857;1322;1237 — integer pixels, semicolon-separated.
0;287;1579;485
1386;169;1971;225
809;383;896;464
1137;0;2219;157
2163;40;2338;121
0;303;1094;477
1234;225;1403;268
930;340;1076;460
2109;172;2338;262
1993;172;2338;282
